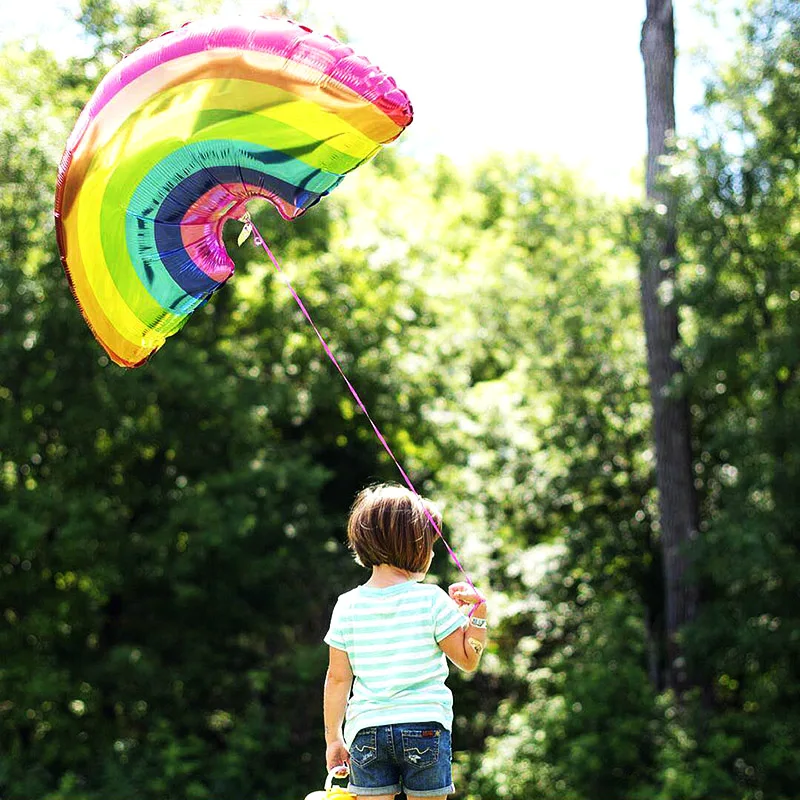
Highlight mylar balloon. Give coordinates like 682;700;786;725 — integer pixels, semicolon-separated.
54;17;413;367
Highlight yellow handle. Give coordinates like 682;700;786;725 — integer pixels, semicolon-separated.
326;770;354;798
327;789;356;799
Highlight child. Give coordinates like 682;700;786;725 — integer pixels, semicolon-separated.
323;484;487;800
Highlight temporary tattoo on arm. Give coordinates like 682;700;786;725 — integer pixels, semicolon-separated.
468;637;484;657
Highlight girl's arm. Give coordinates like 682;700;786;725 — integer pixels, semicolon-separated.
323;646;353;770
438;582;488;673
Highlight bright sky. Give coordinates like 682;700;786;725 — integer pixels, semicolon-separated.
1;0;740;197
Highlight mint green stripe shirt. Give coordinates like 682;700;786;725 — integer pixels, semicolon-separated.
324;580;467;748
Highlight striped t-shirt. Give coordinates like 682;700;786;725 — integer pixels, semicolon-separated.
324;580;467;747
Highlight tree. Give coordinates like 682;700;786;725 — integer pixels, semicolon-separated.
638;0;699;692
655;2;800;795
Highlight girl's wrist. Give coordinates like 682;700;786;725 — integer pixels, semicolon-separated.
324;726;345;745
470;598;487;617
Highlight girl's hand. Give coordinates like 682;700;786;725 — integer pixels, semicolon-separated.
448;581;485;609
326;739;350;772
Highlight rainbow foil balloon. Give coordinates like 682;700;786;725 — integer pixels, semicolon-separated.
55;17;413;367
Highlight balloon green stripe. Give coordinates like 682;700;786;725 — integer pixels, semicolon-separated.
90;95;369;328
191;108;374;175
186;112;370;174
98;117;351;324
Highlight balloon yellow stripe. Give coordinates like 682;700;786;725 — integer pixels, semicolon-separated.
72;119;350;345
65;206;172;360
88;80;378;180
60;232;160;366
67;172;179;350
196;78;384;164
61;76;385;348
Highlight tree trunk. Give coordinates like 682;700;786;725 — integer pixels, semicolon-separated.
640;0;699;693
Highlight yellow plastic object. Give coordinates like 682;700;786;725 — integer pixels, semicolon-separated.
304;768;355;800
304;789;355;800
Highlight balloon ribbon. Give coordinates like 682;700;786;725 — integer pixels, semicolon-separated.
247;216;480;608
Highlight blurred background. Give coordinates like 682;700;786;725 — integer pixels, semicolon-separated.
1;0;798;798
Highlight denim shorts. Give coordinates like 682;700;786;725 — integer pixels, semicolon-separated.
348;722;454;797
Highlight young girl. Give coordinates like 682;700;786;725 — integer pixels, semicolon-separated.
323;484;488;800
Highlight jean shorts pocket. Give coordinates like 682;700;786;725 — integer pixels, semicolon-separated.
401;727;441;768
350;727;378;767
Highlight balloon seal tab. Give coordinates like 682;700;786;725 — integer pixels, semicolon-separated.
237;211;253;246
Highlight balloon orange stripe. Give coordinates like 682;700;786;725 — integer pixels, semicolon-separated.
55;17;413;367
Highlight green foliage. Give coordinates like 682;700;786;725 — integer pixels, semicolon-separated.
642;1;800;797
472;559;656;800
426;160;659;800
2;1;800;797
0;11;447;798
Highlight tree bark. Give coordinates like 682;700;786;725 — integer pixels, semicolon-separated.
640;0;699;693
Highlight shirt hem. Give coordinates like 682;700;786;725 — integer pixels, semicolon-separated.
343;708;453;749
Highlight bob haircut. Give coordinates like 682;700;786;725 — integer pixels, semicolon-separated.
347;484;441;572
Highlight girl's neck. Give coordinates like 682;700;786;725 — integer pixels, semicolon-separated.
366;564;417;588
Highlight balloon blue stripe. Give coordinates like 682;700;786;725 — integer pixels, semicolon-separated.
125;140;343;309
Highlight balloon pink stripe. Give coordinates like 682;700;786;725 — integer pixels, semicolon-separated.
251;220;478;603
77;19;411;129
181;182;299;280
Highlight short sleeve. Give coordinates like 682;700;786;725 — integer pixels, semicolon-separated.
432;587;467;642
324;596;349;651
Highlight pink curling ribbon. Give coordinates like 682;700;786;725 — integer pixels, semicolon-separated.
250;219;482;614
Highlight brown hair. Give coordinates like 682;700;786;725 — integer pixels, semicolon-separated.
347;484;442;572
